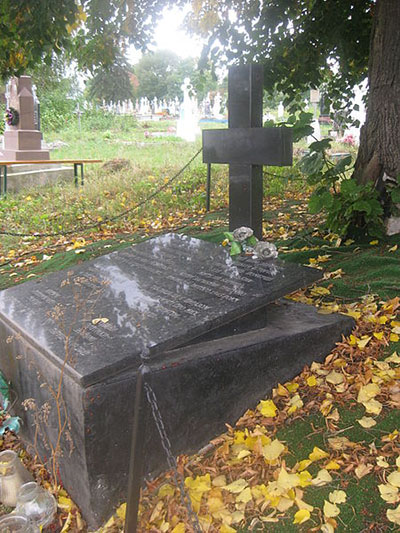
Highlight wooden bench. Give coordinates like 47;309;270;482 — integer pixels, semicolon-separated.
0;159;103;197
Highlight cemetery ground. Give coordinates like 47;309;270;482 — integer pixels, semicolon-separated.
0;118;400;532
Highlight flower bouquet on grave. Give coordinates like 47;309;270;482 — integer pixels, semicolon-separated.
4;107;19;126
222;226;278;259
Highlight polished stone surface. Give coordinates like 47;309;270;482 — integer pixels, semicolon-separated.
0;233;321;387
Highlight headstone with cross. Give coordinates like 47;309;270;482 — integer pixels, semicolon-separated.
202;64;292;239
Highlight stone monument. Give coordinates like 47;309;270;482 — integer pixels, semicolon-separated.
0;76;49;161
176;78;199;142
0;233;354;527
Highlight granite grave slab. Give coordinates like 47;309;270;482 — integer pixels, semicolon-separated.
0;234;354;526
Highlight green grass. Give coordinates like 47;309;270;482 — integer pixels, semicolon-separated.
236;406;400;532
280;235;400;300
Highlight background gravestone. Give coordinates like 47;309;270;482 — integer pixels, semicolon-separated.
0;76;49;161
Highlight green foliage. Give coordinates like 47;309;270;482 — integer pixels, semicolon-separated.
0;0;77;80
193;1;372;115
38;82;76;132
0;0;177;80
300;140;384;239
86;55;134;104
134;51;218;101
0;102;4;135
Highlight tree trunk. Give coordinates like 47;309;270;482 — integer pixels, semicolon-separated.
353;0;400;192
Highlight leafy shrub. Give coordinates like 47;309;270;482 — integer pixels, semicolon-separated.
299;139;384;238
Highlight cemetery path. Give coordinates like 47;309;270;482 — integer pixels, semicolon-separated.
1;189;400;532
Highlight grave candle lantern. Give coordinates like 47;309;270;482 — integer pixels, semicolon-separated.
0;450;32;507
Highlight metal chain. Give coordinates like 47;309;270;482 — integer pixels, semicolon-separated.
0;147;203;238
144;382;202;532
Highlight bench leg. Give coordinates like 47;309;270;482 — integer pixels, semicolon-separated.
0;165;7;198
74;163;84;187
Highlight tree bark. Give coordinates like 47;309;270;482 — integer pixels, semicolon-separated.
353;0;400;189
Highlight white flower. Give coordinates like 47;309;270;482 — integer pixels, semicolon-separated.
232;226;254;242
254;241;278;259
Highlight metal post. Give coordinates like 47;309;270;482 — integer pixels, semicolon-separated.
80;163;84;186
206;163;211;211
125;364;150;532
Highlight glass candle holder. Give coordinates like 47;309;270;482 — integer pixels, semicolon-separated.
0;450;32;507
15;482;57;528
0;514;39;532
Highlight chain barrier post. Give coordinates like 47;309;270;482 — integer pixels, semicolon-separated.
125;364;150;532
206;163;211;211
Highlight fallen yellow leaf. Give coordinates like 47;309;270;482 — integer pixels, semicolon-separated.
287;393;303;414
258;399;277;417
387;503;400;525
236;487;252;504
386;351;400;363
293;509;310;524
263;439;285;462
357;336;372;349
325;460;341;470
376;456;390;468
224;479;248;493
116;503;126;520
286;381;299;393
362;398;382;415
323;500;340;518
325;371;344;385
158;484;175;498
312;469;332;486
355;463;373;479
388;471;400;488
297;459;312;471
309;446;329;462
357;416;377;428
298;470;312;487
357;383;380;403
328;490;347;504
379;483;399;503
172;524;185;533
306;375;317;387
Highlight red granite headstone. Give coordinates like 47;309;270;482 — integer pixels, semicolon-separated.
0;76;49;161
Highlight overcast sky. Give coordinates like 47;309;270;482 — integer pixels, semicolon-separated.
128;6;204;63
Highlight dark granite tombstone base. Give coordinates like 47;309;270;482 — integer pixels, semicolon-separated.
0;235;354;527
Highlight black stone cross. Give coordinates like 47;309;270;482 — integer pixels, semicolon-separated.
202;64;293;239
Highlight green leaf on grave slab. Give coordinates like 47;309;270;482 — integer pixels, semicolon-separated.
230;241;242;256
246;235;259;247
0;371;9;411
223;232;235;242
